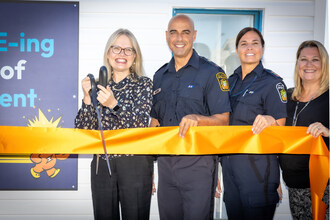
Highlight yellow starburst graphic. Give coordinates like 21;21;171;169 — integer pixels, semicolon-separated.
25;109;69;179
1;109;68;180
27;109;61;128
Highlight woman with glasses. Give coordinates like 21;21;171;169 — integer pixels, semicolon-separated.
279;40;329;219
75;29;154;220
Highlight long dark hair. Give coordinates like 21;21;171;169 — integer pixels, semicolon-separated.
235;27;265;49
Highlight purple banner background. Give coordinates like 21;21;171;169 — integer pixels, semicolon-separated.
0;1;79;190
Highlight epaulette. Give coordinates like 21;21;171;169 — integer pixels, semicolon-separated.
153;63;168;88
200;56;220;68
155;63;169;75
228;73;236;80
265;69;283;79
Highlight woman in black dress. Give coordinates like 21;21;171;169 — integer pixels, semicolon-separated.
279;40;329;220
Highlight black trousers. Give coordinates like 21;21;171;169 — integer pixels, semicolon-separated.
91;155;154;220
157;155;217;220
221;155;279;220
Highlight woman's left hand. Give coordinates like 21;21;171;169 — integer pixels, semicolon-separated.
307;122;329;138
252;115;276;134
97;85;117;109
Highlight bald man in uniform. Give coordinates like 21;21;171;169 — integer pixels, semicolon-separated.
150;15;231;220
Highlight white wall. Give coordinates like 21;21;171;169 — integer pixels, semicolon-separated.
0;0;327;219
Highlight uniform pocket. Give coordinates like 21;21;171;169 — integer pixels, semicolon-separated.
234;94;263;124
179;84;203;101
177;85;205;115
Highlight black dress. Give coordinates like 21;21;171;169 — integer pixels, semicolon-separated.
279;89;329;188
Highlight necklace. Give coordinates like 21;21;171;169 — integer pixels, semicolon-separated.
292;98;313;126
112;83;128;91
292;89;320;126
111;73;131;91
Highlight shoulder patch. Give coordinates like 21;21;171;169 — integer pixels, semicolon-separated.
276;82;287;103
216;72;229;91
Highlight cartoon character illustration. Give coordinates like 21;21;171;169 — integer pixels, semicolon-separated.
30;154;70;178
27;109;70;179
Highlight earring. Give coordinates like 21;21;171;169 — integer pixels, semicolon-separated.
130;62;136;72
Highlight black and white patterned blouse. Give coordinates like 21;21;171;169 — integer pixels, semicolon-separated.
74;75;153;158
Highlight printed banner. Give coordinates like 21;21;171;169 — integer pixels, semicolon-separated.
0;1;79;190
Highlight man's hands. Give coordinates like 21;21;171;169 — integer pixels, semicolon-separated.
150;113;229;138
179;114;199;138
179;113;229;138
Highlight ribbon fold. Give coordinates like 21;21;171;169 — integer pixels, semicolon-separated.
0;125;328;219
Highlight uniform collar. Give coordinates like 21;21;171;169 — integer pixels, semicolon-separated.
167;49;200;73
232;61;264;80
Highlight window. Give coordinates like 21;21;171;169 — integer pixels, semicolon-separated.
174;8;263;75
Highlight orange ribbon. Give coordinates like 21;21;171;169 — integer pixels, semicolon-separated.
0;125;328;219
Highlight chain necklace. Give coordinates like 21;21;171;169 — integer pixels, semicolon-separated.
111;73;132;91
112;83;128;91
292;97;313;126
292;89;321;126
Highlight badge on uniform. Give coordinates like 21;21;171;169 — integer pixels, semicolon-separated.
276;83;287;103
216;72;229;91
153;88;161;95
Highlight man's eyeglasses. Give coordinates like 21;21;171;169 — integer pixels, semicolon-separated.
110;46;136;56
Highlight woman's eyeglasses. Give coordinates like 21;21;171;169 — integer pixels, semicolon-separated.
110;46;136;56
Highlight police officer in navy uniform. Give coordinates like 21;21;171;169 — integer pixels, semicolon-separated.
150;15;231;220
221;27;287;220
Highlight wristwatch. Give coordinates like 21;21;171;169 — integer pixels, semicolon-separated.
112;102;120;111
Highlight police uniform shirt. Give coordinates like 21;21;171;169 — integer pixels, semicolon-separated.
229;62;287;125
151;50;231;126
222;62;287;216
